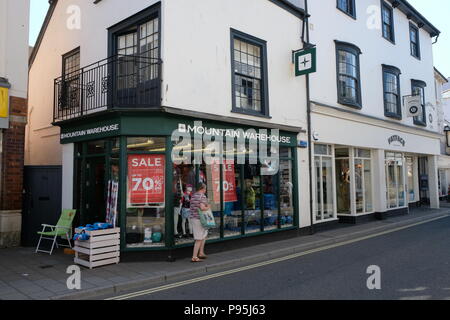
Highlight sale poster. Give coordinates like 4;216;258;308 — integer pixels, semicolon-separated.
211;160;238;204
128;155;165;206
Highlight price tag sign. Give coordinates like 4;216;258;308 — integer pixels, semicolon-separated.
212;160;238;204
128;155;165;206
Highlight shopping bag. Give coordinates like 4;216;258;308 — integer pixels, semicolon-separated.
198;208;216;229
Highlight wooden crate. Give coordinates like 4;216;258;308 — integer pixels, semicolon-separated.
74;228;120;269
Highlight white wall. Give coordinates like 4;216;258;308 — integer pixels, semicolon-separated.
27;0;307;165
308;0;438;132
0;0;30;99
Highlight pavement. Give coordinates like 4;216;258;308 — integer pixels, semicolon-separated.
0;206;449;300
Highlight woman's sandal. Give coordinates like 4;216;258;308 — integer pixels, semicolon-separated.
198;255;208;260
191;257;203;263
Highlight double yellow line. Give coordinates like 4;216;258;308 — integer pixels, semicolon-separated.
107;215;447;300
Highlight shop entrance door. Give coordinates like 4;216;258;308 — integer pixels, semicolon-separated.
84;157;106;225
418;157;429;205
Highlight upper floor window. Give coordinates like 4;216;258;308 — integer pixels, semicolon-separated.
335;41;362;108
337;0;356;19
381;2;395;43
412;80;427;126
61;48;81;110
231;29;269;117
410;24;421;59
382;65;402;119
63;48;80;77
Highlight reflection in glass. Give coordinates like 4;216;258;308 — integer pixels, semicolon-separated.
364;160;373;212
280;160;294;227
262;173;279;231
355;159;364;213
126;208;165;248
336;157;351;214
127;137;166;152
244;164;261;234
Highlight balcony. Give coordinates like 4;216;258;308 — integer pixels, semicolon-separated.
54;55;162;122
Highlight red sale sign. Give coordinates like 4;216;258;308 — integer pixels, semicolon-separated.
211;160;238;204
128;155;165;206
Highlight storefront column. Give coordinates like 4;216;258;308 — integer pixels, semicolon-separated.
373;149;387;213
61;143;74;210
428;155;440;209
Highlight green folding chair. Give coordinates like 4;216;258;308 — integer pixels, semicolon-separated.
36;209;77;255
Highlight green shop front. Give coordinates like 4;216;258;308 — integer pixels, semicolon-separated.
58;111;300;252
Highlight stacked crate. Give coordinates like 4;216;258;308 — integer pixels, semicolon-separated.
74;228;120;269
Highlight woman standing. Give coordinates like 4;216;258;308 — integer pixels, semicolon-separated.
189;183;209;263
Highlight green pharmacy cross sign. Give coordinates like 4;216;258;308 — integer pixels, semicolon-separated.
293;47;317;77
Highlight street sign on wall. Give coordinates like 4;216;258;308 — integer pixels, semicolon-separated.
294;47;317;77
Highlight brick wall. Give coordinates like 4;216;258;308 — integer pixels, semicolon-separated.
0;96;27;211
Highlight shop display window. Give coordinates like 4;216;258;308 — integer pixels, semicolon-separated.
336;148;351;215
385;152;406;209
126;137;166;248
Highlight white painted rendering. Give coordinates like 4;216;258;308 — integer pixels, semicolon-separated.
26;0;307;166
0;0;30;99
308;0;442;214
61;143;74;211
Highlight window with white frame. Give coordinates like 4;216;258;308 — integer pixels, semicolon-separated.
386;152;406;209
314;144;335;222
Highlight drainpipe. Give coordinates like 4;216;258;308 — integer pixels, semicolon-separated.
302;0;315;235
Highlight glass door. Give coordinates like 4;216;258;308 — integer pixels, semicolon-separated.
385;153;406;209
314;145;335;222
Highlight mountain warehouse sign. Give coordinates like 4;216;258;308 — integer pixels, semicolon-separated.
61;124;120;142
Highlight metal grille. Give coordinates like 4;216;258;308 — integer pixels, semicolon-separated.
54;55;162;122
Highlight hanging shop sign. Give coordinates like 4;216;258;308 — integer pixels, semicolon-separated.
211;160;238;204
293;47;317;77
128;154;165;206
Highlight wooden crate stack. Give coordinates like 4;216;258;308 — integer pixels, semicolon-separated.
74;228;120;269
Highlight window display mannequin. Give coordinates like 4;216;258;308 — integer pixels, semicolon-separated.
181;185;193;237
173;166;183;237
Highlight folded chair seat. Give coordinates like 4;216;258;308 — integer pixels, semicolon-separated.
35;209;77;255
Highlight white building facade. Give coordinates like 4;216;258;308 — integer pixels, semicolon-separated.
308;0;442;225
27;0;311;252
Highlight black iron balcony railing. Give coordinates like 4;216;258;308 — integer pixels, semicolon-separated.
54;54;162;122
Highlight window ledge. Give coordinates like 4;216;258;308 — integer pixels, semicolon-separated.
338;100;362;109
382;36;396;45
337;7;356;20
385;113;402;120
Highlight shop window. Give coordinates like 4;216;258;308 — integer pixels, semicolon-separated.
280;160;295;227
87;140;106;154
386;152;406;209
406;156;415;202
354;149;373;214
315;155;334;221
231;29;269;117
335;148;351;214
126;137;166;248
127;137;166;152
